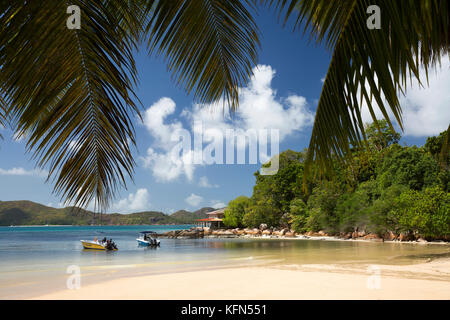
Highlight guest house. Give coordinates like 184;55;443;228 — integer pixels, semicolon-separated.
195;208;225;229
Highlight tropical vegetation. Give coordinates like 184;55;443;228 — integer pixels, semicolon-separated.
224;121;449;240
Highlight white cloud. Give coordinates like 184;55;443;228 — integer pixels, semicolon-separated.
141;147;196;182
140;97;199;182
111;188;151;213
143;97;183;148
47;202;64;209
185;193;203;207
360;57;450;137
399;59;450;137
198;176;219;188
210;201;226;209
140;65;314;182
186;65;314;140
0;167;48;178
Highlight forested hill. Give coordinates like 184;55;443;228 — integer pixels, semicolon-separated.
0;200;215;226
223;121;449;241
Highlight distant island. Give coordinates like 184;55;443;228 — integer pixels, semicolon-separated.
0;200;215;226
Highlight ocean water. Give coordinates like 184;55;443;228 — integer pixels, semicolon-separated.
0;225;449;299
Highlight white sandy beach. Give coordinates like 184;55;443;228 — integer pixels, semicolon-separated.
33;259;450;300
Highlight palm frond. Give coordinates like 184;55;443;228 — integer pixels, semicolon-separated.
270;0;450;180
0;94;6;139
145;0;260;110
0;1;143;210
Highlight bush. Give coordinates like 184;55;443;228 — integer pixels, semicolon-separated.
377;145;440;191
305;181;342;233
391;186;449;239
242;204;280;228
335;189;370;233
288;198;309;233
305;208;325;232
223;196;251;228
367;184;407;235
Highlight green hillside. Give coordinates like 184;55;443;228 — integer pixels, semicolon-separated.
170;207;215;224
0;201;214;226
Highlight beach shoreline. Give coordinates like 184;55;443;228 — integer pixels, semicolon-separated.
2;225;449;300
5;224;449;245
31;258;450;300
159;227;450;245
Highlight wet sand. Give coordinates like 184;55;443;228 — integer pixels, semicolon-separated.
32;258;450;300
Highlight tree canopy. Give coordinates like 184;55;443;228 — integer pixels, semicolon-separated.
224;124;449;240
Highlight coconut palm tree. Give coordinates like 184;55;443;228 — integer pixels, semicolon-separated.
270;0;449;177
0;1;260;210
0;0;448;210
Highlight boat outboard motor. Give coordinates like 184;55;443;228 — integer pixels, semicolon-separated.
105;239;117;250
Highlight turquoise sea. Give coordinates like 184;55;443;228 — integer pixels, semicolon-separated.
0;225;449;299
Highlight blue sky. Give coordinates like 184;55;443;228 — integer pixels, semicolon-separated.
0;9;449;214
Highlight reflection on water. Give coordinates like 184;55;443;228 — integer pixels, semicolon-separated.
0;226;448;298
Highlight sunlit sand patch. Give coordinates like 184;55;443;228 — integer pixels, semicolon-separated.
271;258;450;282
227;254;278;261
0;281;40;289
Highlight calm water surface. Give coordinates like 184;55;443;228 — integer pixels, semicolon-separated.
0;225;448;298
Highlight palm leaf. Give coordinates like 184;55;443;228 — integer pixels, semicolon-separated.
269;0;450;180
0;94;6;139
0;1;261;211
145;0;260;110
0;1;143;210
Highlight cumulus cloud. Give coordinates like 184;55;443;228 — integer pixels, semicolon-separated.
111;188;151;213
140;65;314;182
139;97;198;182
141;147;196;182
185;65;314;140
143;97;183;147
210;201;226;209
185;193;203;207
0;167;48;178
360;57;450;137
198;176;219;188
47;202;64;209
399;59;450;137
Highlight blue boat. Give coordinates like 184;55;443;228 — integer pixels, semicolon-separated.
136;231;160;247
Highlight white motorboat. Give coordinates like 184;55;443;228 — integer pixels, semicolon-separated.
137;231;160;247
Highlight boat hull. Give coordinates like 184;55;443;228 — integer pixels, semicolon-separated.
136;238;160;247
81;240;117;250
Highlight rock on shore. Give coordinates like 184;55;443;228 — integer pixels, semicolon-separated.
156;226;446;243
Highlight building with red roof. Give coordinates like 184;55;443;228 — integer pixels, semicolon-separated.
195;208;225;229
